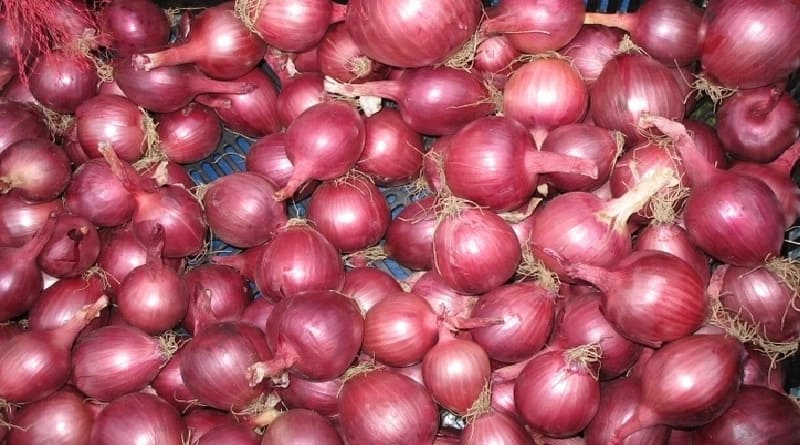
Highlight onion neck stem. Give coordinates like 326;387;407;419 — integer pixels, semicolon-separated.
750;87;783;118
599;167;677;232
53;295;109;350
25;212;58;260
324;77;402;102
189;77;257;96
248;348;299;386
769;139;800;176
640;115;717;187
525;150;598;179
583;12;634;31
330;2;346;24
134;46;196;72
567;262;612;293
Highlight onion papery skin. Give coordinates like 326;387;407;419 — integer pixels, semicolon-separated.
261;290;364;381
338;370;439;445
460;411;531;445
715;85;800;163
7;387;94;445
28;51;98;114
422;333;491;415
570;250;707;347
75;94;151;162
718;264;800;343
589;54;685;143
0;101;50;155
699;0;800;89
0;194;63;248
306;175;390;253
275;72;327;128
584;377;671;445
514;348;601;438
470;282;556;363
472;35;521;90
541;123;619;192
203;172;287;248
358;108;424;186
694;385;800;445
28;275;108;333
197;423;261;445
384;196;437;271
612;335;746;443
561;25;624;85
89;392;185;445
362;292;440;367
254;223;344;301
152;344;195;411
341;266;402;314
277;374;343;417
134;4;266;80
196;67;281;138
410;270;478;318
550;291;642;380
633;223;711;285
183;263;253;335
345;0;481;68
433;207;521;295
317;22;387;83
243;0;333;53
37;214;101;278
99;0;171;57
71;325;170;401
261;409;343;445
244;133;318;201
64;159;134;228
156;103;222;164
0;138;72;202
180;321;270;411
482;0;585;54
503;58;589;146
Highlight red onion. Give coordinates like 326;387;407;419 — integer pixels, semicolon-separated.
198;423;261;445
7;387;94;445
742;345;787;392
514;345;601;437
0;214;56;322
482;0;584;54
683;119;727;168
345;0;481;67
180;321;271;411
90;392;185;445
97;78;127;97
503;58;588;146
541;123;620;192
695;385;800;444
277;375;342;417
202;172;286;248
0;295;106;402
422;328;491;414
584;377;672;445
210;242;269;282
275;72;327;128
633;223;710;284
28;275;107;333
569;250;707;347
410;270;478;318
317;22;387;83
561;25;624;85
64;158;134;228
361;291;440;367
250;290;363;382
195;67;281;138
699;0;800;89
490;377;517;419
142;161;194;189
717;261;800;343
0;194;62;247
292;47;320;73
99;0;171;57
529;167;676;280
341;267;402;314
610;335;746;444
461;410;533;445
151;343;195;411
237;0;335;52
241;297;274;333
715;85;800;162
185;409;237;443
0;101;49;154
0;322;24;348
183;264;252;335
470;282;556;363
306;174;390;252
384;196;437;271
37;214;100;278
101;146;207;258
244;133;317;200
0;138;71;201
71;324;174;401
134;4;265;80
262;46;294;86
730;141;800;226
261;409;343;444
358;108;424;186
29;52;98;113
114;57;256;113
641;115;785;267
473;35;521;90
155;103;221;164
442;116;597;212
338;370;439;445
590;54;685;143
276;101;364;199
585;0;702;66
325;67;494;136
253;221;344;300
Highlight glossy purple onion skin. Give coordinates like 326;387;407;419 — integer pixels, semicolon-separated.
89;392;185;445
461;411;530;445
8;387;94;444
584;378;671;445
100;0;171;56
183;263;253;335
277;375;342;417
261;409;343;445
197;423;261;445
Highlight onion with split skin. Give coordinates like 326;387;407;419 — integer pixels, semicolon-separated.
37;214;101;278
